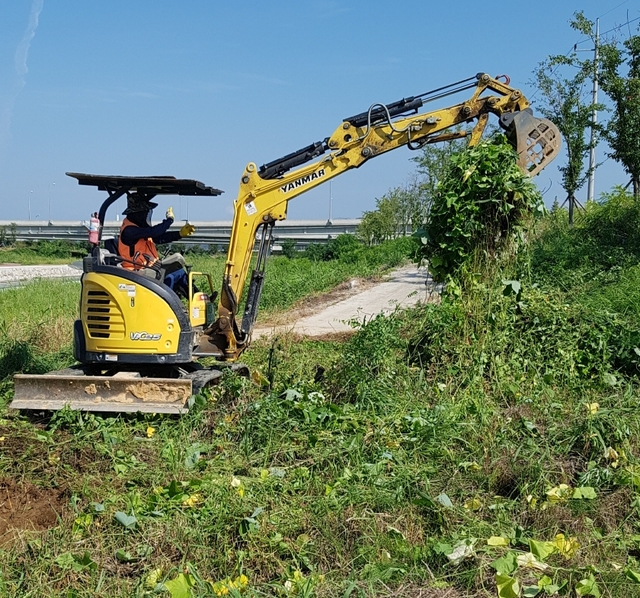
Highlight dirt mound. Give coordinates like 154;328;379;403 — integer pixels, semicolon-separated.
0;479;66;546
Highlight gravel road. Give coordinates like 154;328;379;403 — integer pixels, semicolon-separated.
0;264;81;286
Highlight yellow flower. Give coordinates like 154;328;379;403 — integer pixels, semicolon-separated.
145;568;163;589
182;493;203;508
585;402;599;416
146;426;156;438
464;497;482;511
553;533;579;559
604;446;619;461
231;476;245;497
546;484;572;502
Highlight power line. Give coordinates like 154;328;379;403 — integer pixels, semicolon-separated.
530;14;640;100
598;0;630;20
574;15;640;47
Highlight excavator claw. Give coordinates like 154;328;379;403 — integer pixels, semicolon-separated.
500;108;561;177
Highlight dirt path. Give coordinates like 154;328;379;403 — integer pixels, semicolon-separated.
253;264;438;339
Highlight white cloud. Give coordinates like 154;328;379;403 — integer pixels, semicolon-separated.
0;0;44;160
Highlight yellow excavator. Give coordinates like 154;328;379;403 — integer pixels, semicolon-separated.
11;73;560;413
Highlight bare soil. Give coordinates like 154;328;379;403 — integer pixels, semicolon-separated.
0;478;66;546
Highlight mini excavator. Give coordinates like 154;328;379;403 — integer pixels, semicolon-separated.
11;73;561;413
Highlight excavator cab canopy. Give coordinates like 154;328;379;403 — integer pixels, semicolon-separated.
66;172;224;231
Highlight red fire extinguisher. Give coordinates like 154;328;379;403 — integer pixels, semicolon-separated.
88;212;100;245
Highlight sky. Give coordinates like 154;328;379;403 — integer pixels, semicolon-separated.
0;1;638;224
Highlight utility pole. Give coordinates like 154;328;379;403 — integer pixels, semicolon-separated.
586;18;599;203
48;182;55;223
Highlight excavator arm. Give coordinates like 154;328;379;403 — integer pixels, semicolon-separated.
203;73;560;360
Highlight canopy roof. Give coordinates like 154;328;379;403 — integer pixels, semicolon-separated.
66;172;223;197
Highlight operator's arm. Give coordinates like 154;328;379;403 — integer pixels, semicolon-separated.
120;219;181;246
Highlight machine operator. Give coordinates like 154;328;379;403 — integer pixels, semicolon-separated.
117;191;196;296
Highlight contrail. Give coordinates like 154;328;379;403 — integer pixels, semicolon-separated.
0;0;45;160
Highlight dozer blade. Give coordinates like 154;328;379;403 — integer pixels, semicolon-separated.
12;373;192;414
500;109;561;177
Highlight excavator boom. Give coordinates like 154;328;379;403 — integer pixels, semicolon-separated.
202;73;561;361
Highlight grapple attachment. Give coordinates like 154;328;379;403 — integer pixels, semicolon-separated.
499;109;561;177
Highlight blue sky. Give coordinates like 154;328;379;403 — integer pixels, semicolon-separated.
0;1;637;223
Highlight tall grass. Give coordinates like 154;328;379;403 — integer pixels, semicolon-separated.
0;240;87;265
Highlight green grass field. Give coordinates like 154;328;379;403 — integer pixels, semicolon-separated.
0;218;639;597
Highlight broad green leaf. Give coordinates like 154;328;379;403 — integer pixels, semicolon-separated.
114;511;137;529
572;487;596;500
164;573;194;598
115;549;134;562
54;553;75;570
491;552;518;575
496;573;520;598
487;536;510;547
184;450;201;469
502;280;522;297
432;542;453;556
91;502;105;513
625;568;640;583
446;542;474;565
575;575;600;597
523;585;541;597
74;551;96;572
537;575;553;591
529;539;556;561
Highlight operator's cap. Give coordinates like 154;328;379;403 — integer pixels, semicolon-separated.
123;191;158;215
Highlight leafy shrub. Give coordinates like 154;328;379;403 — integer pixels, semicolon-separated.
408;280;640;389
304;234;362;261
20;239;86;258
415;135;543;282
280;238;297;259
532;187;640;285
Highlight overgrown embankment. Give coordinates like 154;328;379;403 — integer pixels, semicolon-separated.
1;166;640;595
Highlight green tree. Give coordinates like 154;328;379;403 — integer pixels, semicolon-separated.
570;12;640;199
281;238;297;258
533;46;600;223
357;191;402;245
598;32;640;198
